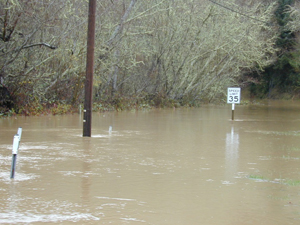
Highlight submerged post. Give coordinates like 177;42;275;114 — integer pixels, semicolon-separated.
83;0;96;137
17;127;22;140
10;127;22;179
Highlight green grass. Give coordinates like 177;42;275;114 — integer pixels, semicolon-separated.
288;147;300;152
248;175;268;181
260;131;300;136
282;155;291;159
282;155;299;160
248;175;300;186
283;179;300;186
268;195;290;200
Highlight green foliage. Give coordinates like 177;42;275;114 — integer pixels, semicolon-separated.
284;179;300;186
12;100;75;116
248;174;300;186
248;175;268;181
249;0;300;98
275;0;294;26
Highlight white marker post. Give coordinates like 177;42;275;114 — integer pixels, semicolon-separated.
17;127;22;141
10;127;22;179
227;87;241;121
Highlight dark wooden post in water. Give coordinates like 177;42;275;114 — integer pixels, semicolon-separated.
83;0;96;137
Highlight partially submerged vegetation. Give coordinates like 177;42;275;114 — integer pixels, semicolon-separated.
1;0;300;117
0;94;200;117
248;175;300;186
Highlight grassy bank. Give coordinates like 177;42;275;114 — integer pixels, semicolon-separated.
0;94;204;117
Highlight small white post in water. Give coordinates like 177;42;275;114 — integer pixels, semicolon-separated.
10;127;22;179
17;127;22;141
109;126;112;134
10;135;19;179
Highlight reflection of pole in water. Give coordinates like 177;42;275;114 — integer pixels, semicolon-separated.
232;103;235;121
225;127;239;179
81;139;92;205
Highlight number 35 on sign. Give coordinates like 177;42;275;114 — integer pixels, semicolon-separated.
227;87;241;104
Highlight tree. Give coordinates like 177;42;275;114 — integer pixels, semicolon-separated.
0;0;88;109
0;0;279;113
249;0;300;98
105;0;277;102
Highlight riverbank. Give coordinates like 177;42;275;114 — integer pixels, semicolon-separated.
0;95;182;117
1;89;300;117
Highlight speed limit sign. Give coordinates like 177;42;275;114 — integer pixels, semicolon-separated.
227;87;241;104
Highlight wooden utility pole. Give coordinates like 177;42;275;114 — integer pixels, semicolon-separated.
83;0;96;137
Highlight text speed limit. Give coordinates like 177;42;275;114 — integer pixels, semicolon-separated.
227;87;241;104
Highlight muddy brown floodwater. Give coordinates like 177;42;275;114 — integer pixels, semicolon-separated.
1;101;300;224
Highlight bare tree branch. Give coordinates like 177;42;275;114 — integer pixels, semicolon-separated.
107;0;137;46
22;43;57;50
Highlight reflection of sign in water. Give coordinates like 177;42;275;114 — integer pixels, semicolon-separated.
225;127;239;180
227;87;241;104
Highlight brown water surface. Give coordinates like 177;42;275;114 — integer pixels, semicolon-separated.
1;101;300;224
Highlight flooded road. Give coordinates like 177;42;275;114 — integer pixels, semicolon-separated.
1;101;300;224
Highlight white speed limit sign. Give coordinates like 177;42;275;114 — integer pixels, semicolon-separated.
227;87;241;104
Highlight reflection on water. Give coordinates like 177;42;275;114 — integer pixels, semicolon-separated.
225;127;239;183
1;101;300;224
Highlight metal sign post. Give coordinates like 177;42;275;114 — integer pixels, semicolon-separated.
227;87;241;121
